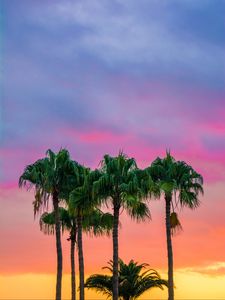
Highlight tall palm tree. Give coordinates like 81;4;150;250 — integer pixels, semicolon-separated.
19;149;79;300
148;152;203;300
92;152;151;300
85;259;168;300
69;168;111;300
40;207;113;300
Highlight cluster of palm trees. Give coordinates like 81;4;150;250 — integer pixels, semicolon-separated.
19;149;203;300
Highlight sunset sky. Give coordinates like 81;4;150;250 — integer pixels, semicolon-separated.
1;0;225;299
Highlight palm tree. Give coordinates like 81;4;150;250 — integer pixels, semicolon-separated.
40;207;113;300
69;168;112;300
148;152;204;300
92;152;151;300
19;149;79;300
40;208;77;300
85;259;168;300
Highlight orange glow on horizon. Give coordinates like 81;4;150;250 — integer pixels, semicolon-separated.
1;269;225;299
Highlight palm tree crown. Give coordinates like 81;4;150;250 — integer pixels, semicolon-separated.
19;149;80;215
148;151;204;209
93;152;151;223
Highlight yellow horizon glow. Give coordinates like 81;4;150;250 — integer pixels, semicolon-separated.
1;268;225;299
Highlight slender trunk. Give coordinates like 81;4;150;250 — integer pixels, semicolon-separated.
53;193;63;300
112;201;120;300
77;211;84;300
165;194;174;300
71;226;77;300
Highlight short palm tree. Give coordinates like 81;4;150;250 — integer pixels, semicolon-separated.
40;207;113;300
19;149;79;300
148;152;203;300
40;207;77;300
85;259;168;300
93;152;151;300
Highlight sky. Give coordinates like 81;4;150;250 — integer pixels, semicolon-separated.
0;0;225;299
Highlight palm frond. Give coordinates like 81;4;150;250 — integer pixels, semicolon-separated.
125;198;151;222
170;212;183;236
84;274;112;298
69;167;102;217
39;207;73;235
82;209;113;237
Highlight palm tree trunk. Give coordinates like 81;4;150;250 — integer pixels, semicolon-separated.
71;227;76;300
53;193;63;300
77;211;84;300
165;194;174;300
113;201;120;300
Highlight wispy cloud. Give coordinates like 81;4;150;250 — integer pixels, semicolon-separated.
23;0;224;87
181;262;225;277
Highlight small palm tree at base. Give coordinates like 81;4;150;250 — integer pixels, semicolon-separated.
85;259;168;300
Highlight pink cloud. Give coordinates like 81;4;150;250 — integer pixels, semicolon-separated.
62;127;131;144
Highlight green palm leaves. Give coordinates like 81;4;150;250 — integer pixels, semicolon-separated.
94;153;142;201
40;207;72;235
149;151;203;206
19;149;80;215
93;152;151;222
82;209;114;237
84;259;168;300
